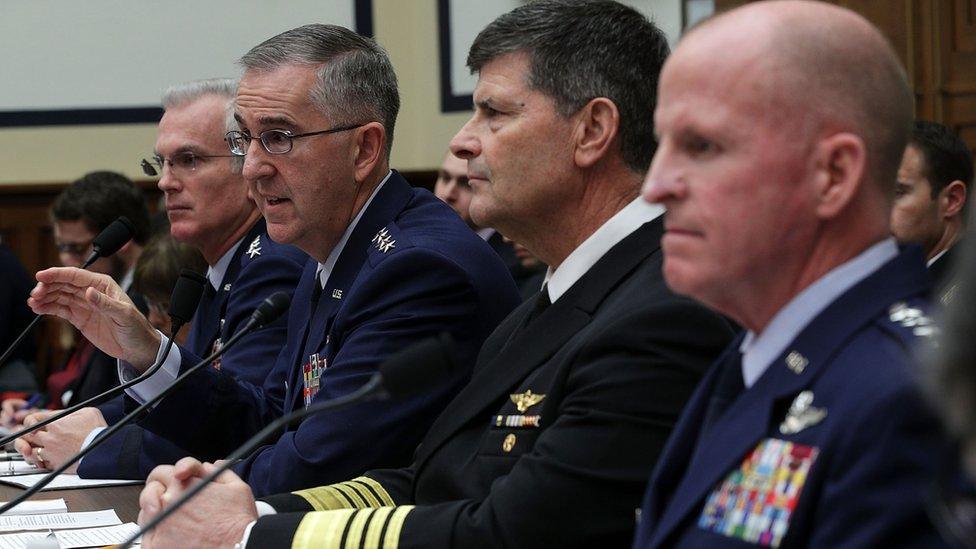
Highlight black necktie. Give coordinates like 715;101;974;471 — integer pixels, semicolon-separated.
523;285;551;326
703;351;744;429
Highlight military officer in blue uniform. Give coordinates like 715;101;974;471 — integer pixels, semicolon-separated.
19;79;307;478
632;2;948;547
131;3;736;548
28;25;518;497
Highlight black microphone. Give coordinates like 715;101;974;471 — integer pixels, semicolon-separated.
0;292;291;515
0;216;136;370
122;333;457;547
0;270;206;447
83;216;135;269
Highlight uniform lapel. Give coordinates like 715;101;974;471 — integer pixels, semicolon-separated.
187;219;266;355
649;247;930;545
416;220;664;464
284;173;414;413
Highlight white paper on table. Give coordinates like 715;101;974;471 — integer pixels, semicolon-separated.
0;522;140;548
0;509;121;532
0;460;48;477
0;474;142;490
0;499;67;516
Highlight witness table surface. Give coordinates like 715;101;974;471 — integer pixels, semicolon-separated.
0;483;142;522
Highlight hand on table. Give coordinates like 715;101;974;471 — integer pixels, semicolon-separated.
14;408;108;473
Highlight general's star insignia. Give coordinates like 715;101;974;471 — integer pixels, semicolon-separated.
779;390;827;435
246;235;262;258
510;390;546;413
372;228;396;253
888;301;938;337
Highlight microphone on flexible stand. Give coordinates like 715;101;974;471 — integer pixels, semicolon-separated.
0;292;291;515
0;216;137;370
0;269;206;448
121;333;458;547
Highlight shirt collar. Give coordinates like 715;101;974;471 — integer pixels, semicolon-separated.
544;198;665;303
476;227;496;241
206;237;245;291
316;170;393;288
739;237;899;387
927;247;949;268
118;267;135;293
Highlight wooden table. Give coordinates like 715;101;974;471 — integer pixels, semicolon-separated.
0;483;143;523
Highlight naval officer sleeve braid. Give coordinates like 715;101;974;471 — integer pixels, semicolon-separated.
260;476;395;512
248;505;416;549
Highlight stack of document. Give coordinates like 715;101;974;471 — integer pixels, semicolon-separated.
0;474;141;491
0;499;140;548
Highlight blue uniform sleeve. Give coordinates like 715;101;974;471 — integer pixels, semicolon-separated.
232;250;490;496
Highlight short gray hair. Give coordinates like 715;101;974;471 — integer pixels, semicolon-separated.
239;24;400;157
467;0;669;173
161;78;243;172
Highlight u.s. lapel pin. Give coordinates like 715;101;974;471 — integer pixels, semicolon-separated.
785;351;808;375
779;390;827;435
510;390;545;413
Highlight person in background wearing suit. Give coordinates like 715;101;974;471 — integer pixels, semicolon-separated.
0;241;39;394
28;25;518;498
134;2;733;548
15;79;308;478
433;150;526;287
891;120;972;304
633;2;948;547
1;171;150;428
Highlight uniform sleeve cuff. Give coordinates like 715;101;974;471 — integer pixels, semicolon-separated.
119;331;182;404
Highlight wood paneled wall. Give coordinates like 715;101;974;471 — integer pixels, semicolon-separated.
712;0;976;159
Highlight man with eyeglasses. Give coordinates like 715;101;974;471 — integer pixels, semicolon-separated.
28;25;519;499
1;171;150;426
14;79;307;479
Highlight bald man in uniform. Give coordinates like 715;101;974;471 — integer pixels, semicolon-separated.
634;2;947;547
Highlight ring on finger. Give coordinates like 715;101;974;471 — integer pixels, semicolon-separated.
35;447;45;464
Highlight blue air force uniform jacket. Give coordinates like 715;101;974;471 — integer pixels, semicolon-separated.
245;218;736;548
79;219;307;479
633;247;948;548
135;173;521;496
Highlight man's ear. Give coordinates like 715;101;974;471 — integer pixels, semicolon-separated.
352;122;386;183
940;180;968;220
811;132;867;219
574;97;620;169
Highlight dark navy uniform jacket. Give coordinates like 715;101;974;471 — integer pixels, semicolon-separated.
79;219;306;479
633;247;948;548
135;172;521;496
244;218;736;549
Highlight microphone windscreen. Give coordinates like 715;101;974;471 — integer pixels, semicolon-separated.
92;216;135;258
250;291;291;327
379;333;456;399
168;269;207;326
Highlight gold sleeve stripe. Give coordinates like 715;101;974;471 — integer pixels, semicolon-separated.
291;507;414;549
294;484;357;511
333;482;370;509
292;509;355;549
351;477;395;507
382;506;414;548
293;477;394;511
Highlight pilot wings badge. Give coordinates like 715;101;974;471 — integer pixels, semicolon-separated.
510;390;546;413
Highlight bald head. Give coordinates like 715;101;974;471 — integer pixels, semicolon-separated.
688;1;913;195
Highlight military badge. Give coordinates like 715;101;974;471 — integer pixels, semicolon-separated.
302;352;327;408
888;301;938;338
494;414;541;428
246;235;262;258
698;438;819;547
779;390;826;435
510;390;545;413
209;337;224;370
784;351;808;375
372;227;396;253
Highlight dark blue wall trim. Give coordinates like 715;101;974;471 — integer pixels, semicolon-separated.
0;107;163;128
438;0;473;113
355;0;374;37
1;1;373;128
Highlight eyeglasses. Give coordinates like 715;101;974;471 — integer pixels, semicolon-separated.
225;123;365;156
141;152;238;177
55;240;93;257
